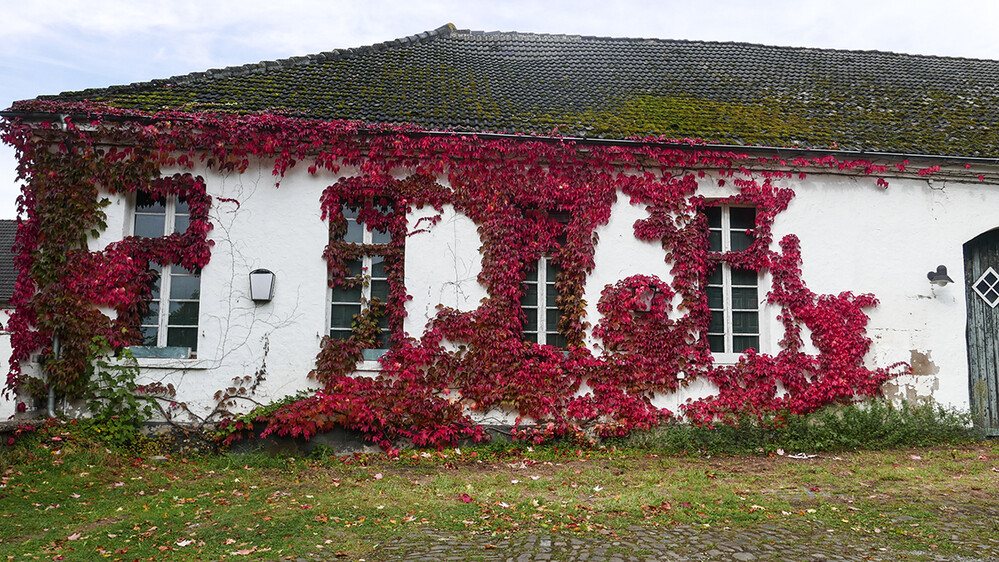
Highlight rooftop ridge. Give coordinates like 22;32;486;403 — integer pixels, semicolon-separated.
456;27;999;63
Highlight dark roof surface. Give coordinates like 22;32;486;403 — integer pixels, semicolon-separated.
38;24;999;158
0;220;16;306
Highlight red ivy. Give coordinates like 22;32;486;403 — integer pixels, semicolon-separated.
1;100;911;444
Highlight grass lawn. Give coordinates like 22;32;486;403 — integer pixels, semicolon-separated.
1;420;997;560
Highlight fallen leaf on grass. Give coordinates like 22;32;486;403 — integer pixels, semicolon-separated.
67;533;81;541
459;493;473;503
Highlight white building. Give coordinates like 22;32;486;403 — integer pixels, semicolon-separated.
2;25;997;441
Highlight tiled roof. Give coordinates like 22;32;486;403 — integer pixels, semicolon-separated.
37;24;999;158
0;220;16;306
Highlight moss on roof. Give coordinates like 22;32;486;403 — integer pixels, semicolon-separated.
36;23;999;158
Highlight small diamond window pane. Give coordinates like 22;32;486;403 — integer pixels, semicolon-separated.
973;267;999;308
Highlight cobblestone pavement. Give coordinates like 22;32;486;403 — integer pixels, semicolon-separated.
336;518;999;561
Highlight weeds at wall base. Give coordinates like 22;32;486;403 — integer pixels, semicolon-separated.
618;399;980;455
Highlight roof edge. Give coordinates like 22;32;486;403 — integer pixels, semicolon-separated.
37;23;459;101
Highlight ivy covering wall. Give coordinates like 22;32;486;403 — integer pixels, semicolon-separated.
1;101;911;448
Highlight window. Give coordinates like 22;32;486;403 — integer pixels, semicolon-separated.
521;256;566;347
133;192;199;357
329;207;392;349
704;206;759;354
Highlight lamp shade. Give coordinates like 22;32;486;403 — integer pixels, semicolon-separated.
249;269;275;302
927;265;954;286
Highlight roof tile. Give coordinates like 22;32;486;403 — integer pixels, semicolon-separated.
33;23;999;158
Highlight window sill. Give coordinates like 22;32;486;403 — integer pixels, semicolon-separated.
711;351;755;366
128;347;208;370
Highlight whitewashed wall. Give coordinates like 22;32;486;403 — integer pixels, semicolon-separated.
0;309;14;420
773;173;997;410
63;163;998;420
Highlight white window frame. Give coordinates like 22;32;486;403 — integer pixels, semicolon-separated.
328;207;391;357
521;256;564;347
130;193;200;359
706;205;760;362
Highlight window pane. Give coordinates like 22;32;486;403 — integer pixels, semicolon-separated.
371;228;391;245
730;231;752;252
134;214;166;238
375;330;391;349
331;304;361;329
709;267;723;285
168;302;199;326
708;230;722;252
346;259;363;276
174;198;189;215
523;308;538;332
173;213;190;234
546;308;560;328
136;192;165;211
524;333;538;344
731;269;758;286
141;326;158;347
370;256;386;278
709;311;725;333
546;260;559;278
708;334;725;353
707;286;723;309
733;336;759;353
547;333;567;347
729;207;756;230
344;220;364;244
166;328;197;352
525;268;538;282
371;279;389;302
732;312;759;334
141;302;159;325
332;285;362;302
330;329;353;341
732;287;758;309
169;274;200;300
704;207;721;228
522;284;538;306
148;271;161;300
545;284;558;307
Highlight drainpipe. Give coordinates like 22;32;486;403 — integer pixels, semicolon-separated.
47;335;59;418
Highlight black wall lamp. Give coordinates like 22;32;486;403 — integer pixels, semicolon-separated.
927;265;954;286
249;269;276;302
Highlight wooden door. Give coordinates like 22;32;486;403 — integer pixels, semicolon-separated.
964;229;999;436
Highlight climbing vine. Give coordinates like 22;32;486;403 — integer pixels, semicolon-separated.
1;100;914;447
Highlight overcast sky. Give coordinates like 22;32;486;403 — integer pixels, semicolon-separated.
2;0;999;219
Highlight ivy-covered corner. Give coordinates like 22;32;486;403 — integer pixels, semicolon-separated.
1;100;910;449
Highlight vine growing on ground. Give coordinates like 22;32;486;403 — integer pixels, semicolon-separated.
1;100;918;448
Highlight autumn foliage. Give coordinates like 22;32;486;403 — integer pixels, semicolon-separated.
1;100;908;448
